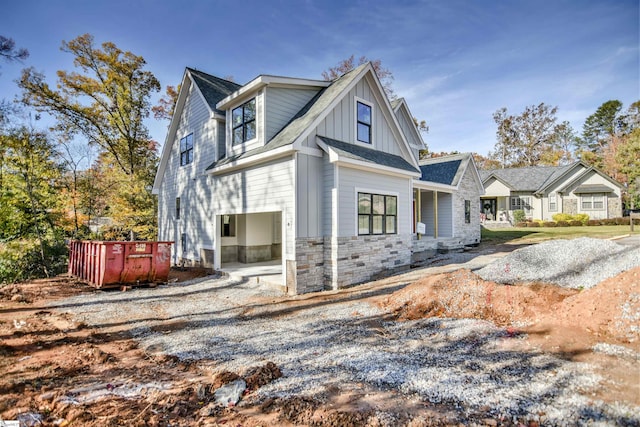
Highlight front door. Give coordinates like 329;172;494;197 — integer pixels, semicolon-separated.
481;199;497;221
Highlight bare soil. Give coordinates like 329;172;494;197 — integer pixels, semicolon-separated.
0;265;638;426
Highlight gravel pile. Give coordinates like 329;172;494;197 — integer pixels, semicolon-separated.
476;237;640;289
54;266;640;426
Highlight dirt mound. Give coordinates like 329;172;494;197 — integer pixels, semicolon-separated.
379;267;640;348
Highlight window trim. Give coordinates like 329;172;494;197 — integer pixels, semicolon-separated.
510;195;532;215
179;133;194;166
354;97;373;146
581;193;604;211
231;97;257;146
548;192;557;212
356;191;397;236
464;200;471;224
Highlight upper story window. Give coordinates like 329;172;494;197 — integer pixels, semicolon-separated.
356;101;372;144
232;98;256;145
358;192;397;235
180;133;193;166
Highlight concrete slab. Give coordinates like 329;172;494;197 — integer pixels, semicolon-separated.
221;260;283;289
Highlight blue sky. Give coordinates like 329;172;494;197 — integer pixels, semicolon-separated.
1;0;638;158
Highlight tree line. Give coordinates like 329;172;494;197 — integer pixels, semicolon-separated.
0;34;638;283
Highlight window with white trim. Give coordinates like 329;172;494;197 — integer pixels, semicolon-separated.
232;98;256;145
358;192;396;235
510;196;532;214
581;193;604;210
179;133;193;166
356;101;372;144
548;193;557;212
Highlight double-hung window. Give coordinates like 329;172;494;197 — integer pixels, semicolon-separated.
511;196;532;214
358;192;397;235
232;98;256;145
548;193;557;212
180;133;193;166
581;194;604;210
356;101;372;144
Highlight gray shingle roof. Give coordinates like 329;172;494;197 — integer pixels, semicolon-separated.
318;136;419;173
573;184;615;193
207;63;368;170
480;164;575;192
187;68;242;115
418;153;472;186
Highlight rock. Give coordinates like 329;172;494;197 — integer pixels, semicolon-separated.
482;419;498;427
11;294;24;302
195;383;208;400
214;379;246;407
38;391;56;401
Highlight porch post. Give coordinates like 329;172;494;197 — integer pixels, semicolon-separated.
417;189;422;240
433;191;439;239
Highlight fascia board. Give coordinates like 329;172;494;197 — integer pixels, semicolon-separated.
207;145;294;175
413;179;457;193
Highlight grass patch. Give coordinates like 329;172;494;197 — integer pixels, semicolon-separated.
481;225;639;245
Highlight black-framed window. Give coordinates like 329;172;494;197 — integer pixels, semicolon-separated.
180;133;193;166
358;192;396;235
176;197;181;219
221;214;236;237
464;200;471;224
232;98;256;145
356;101;372;144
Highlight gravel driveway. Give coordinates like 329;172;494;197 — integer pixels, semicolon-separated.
53;245;640;426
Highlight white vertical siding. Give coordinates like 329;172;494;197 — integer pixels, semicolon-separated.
296;153;323;238
337;167;412;237
265;87;320;142
323;157;335;237
437;192;453;237
395;105;421;148
303;79;402;157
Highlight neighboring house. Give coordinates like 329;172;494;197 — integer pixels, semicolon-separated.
480;162;623;223
153;63;482;294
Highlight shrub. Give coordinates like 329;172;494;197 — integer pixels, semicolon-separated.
602;218;617;225
527;221;540;227
542;221;557;227
556;220;569;227
0;238;68;285
516;222;529;227
552;213;572;222
569;220;583;226
587;219;602;226
573;213;589;224
513;210;526;224
615;217;629;225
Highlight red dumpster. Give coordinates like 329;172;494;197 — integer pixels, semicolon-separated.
68;241;173;289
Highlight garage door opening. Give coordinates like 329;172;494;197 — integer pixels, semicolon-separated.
219;211;282;286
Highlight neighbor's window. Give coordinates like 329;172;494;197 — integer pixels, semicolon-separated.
358;192;396;235
511;196;531;213
548;193;557;212
180;133;194;166
581;194;604;210
232;98;256;145
221;214;236;237
464;200;471;223
356;101;372;144
181;233;187;254
176;197;181;219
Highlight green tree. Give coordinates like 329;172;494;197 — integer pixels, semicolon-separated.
617;128;640;208
490;103;570;168
19;34;160;238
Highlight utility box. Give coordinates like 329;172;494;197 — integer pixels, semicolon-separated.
68;241;173;288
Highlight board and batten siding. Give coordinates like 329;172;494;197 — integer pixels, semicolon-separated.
296;153;324;238
301;78;402;157
158;82;218;261
211;157;296;257
265;87;320;142
337;166;412;237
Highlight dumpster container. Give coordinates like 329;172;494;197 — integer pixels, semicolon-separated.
68;241;173;288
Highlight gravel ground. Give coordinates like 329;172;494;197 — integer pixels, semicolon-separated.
53;248;640;426
476;237;640;289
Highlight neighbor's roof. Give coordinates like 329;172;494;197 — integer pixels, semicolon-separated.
418;153;473;186
207;63;367;169
317;136;419;173
187;68;242;115
573;184;615;193
479;164;575;192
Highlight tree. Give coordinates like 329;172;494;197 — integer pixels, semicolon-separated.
489;103;570;168
0;35;29;71
473;153;502;170
617;128;640;208
152;84;180;120
19;34;160;177
19;34;160;238
578;100;623;156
